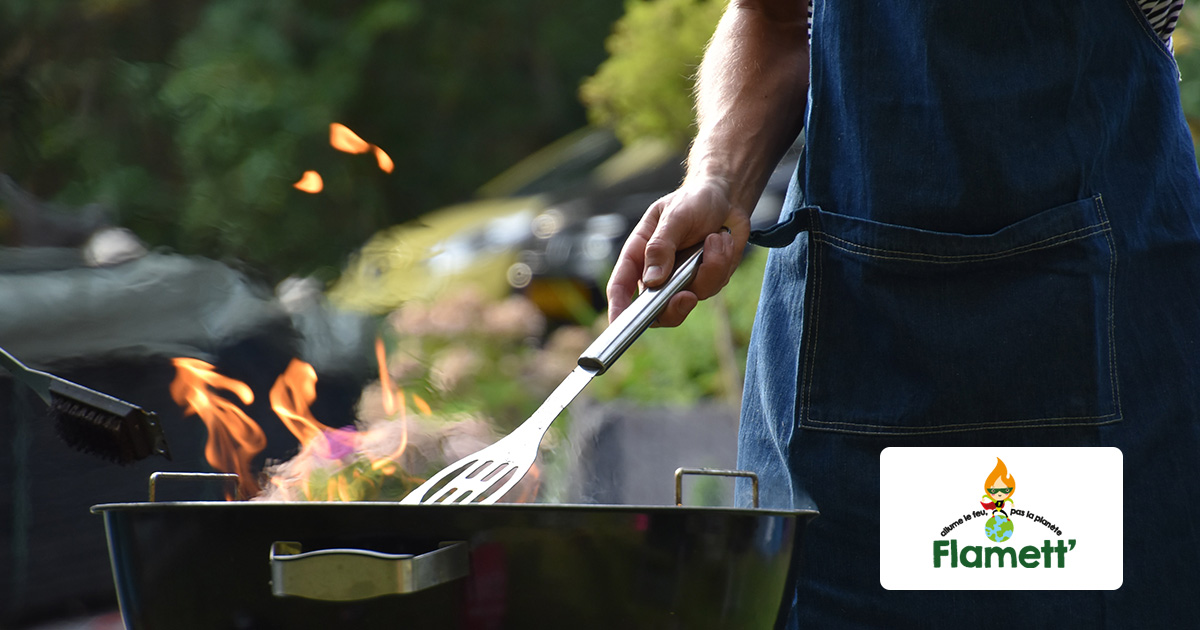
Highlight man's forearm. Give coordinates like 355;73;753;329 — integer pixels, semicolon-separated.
687;0;809;216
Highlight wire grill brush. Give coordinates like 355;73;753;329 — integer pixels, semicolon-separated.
0;346;171;464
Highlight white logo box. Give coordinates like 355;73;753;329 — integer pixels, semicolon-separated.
879;447;1123;590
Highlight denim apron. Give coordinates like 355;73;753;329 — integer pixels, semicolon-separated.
738;0;1200;627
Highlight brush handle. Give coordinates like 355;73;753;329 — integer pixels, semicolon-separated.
0;346;53;404
0;345;133;413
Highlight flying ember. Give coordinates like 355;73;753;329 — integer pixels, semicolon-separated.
374;145;394;173
293;170;323;193
292;123;392;194
329;122;371;154
330;122;393;172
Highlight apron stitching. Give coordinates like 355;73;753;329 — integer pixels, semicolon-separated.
812;225;1109;264
812;195;1109;260
800;416;1124;436
1120;0;1180;72
800;209;823;430
802;1;823;199
1098;195;1124;421
817;220;1107;259
806;410;1121;431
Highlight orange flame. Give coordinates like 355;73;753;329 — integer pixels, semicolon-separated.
413;394;432;416
270;355;350;463
515;463;542;503
374;146;394;173
293;170;324;193
331;122;392;173
371;336;409;471
376;337;397;415
269;359;337;449
330;122;370;154
984;457;1016;494
171;352;431;502
169;358;267;497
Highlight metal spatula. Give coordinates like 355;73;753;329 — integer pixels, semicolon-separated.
401;245;705;505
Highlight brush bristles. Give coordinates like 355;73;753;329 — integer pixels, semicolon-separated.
49;394;166;465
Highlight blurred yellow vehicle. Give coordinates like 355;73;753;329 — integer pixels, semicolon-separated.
328;196;544;314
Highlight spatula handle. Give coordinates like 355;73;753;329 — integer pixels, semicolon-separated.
578;244;704;374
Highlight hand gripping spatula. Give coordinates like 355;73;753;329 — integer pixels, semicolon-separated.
401;245;705;505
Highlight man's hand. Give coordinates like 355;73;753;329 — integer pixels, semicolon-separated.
605;0;808;327
606;177;751;326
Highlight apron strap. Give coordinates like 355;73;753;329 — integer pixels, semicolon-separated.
748;206;817;248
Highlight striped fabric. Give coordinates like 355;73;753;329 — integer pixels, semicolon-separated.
1142;0;1185;51
805;1;1186;51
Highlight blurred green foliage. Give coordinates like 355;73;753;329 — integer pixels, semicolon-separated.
580;0;726;149
1;0;623;279
1172;5;1200;150
585;0;1200;153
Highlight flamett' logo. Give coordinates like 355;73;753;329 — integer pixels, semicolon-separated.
980;457;1016;542
880;447;1121;590
933;457;1076;569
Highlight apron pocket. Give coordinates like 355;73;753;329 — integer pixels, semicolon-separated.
799;194;1120;435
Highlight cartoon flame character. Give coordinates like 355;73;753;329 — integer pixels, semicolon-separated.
980;457;1016;517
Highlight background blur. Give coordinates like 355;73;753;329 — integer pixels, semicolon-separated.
4;1;1200;627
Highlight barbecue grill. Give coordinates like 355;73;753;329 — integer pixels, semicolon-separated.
93;470;816;630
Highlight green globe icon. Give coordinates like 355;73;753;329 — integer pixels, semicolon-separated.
984;513;1014;543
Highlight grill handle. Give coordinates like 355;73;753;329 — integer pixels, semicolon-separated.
270;541;468;601
675;468;758;508
148;472;240;501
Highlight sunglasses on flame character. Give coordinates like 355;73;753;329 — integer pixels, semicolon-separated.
979;458;1016;517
